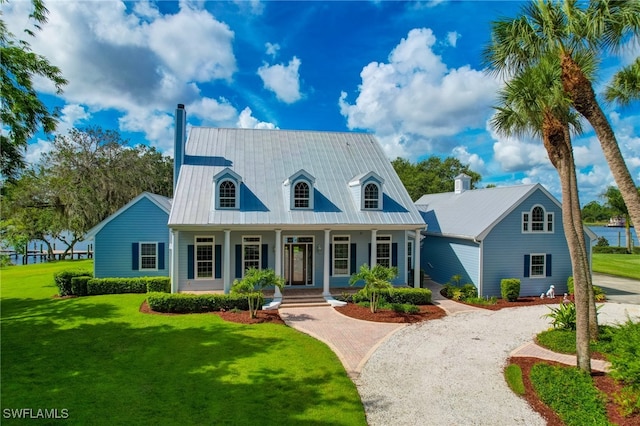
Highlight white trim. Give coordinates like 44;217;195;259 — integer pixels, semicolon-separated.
331;235;351;277
521;204;554;234
241;235;262;274
139;241;159;271
375;234;392;268
194;235;215;280
530;253;546;278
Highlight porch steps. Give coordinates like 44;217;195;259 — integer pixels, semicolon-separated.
279;293;331;308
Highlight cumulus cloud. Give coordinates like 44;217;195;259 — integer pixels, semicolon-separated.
446;31;460;47
339;28;500;159
265;42;280;58
257;56;302;103
237;107;277;129
452;145;486;174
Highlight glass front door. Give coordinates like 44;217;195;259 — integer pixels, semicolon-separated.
284;237;313;286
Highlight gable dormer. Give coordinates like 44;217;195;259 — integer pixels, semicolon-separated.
349;171;384;211
213;168;242;210
283;169;315;210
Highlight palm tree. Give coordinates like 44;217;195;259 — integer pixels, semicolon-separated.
603;186;638;253
231;268;284;319
349;264;398;313
489;54;595;371
484;0;640;237
605;57;640;106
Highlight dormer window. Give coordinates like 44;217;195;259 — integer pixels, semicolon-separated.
213;168;242;210
219;180;236;208
364;183;379;209
294;181;310;208
284;169;315;210
522;205;553;233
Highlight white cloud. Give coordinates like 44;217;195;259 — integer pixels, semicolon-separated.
187;97;239;127
446;31;460;48
257;56;302;103
452;146;486;174
25;139;55;166
339;28;500;159
57;104;91;134
265;42;280;58
237;107;276;129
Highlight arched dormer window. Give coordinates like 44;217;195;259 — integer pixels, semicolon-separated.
219;180;236;208
522;205;553;233
213;168;242;210
294;181;310;208
364;183;379;209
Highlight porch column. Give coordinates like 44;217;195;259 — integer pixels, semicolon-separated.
370;229;377;266
170;230;179;293
414;228;422;288
323;229;331;296
274;229;282;298
223;229;231;294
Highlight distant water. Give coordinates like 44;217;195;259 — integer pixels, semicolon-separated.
588;225;639;248
2;234;91;266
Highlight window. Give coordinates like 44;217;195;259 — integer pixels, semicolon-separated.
219;180;236;208
364;183;379;209
332;236;350;276
242;236;261;273
523;205;553;233
140;243;157;270
376;235;391;267
407;240;413;271
530;254;545;277
294;181;310;208
195;236;214;279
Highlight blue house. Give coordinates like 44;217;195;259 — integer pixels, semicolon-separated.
168;104;426;296
415;174;596;297
85;192;171;278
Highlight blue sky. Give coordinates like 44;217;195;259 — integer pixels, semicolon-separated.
5;0;639;205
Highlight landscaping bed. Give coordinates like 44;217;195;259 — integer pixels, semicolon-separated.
335;302;447;323
139;300;285;324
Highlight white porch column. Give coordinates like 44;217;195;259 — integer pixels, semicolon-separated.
274;229;282;298
223;229;231;294
170;230;179;293
370;229;377;266
414;228;422;288
323;229;331;296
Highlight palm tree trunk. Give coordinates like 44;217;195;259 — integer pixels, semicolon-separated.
543;113;592;372
561;53;640;233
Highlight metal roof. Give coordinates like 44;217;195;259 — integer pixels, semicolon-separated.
168;128;425;228
415;184;546;240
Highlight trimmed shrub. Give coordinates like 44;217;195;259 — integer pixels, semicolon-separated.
391;303;420;314
54;269;93;296
500;278;520;302
145;277;171;293
87;278;147;295
146;292;257;314
352;287;431;305
593;246;636;254
70;276;91;297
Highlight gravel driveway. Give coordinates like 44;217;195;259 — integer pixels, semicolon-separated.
355;303;640;426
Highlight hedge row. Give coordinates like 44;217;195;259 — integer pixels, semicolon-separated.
54;269;171;297
353;287;432;305
593;246;640;254
147;292;259;313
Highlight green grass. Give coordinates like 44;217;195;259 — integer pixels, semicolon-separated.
1;261;366;425
592;253;640;280
530;364;610;426
504;364;525;395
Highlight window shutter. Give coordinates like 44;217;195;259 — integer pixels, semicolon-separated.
235;245;242;278
329;244;333;275
350;243;357;274
523;254;530;278
132;243;139;270
158;243;165;270
392;243;398;267
215;245;222;279
262;244;268;269
187;245;194;279
546;254;552;277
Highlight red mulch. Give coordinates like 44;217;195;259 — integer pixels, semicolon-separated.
440;288;568;310
139;300;285;325
508;357;640;426
334;303;447;323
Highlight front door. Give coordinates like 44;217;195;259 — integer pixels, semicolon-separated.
284;237;313;286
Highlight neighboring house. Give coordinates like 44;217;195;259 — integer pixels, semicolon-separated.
85;192;171;278
169;104;426;295
415;174;596;297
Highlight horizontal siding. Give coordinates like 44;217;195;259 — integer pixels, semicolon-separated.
421;236;480;287
95;197;169;278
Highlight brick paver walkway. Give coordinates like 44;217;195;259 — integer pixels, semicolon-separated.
511;342;611;372
278;306;404;378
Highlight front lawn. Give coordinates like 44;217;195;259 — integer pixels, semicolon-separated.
592;253;640;280
1;261;366;425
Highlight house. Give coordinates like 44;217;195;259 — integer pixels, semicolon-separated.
85;192;171;278
414;174;596;297
168;104;426;297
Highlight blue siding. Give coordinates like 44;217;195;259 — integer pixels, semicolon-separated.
94;197;169;278
481;188;571;297
421;236;480;287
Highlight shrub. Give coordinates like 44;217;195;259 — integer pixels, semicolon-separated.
500;278;520;302
542;303;577;331
87;278;147;295
147;292;256;314
465;296;498;306
595;236;609;247
352;287;431;305
70;276;91;297
441;283;476;302
504;364;525;395
567;276;574;295
54;269;93;296
145;277;171;293
391;303;420;314
607;318;640;392
567;277;607;301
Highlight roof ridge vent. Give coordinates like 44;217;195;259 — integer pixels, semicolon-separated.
454;173;471;194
